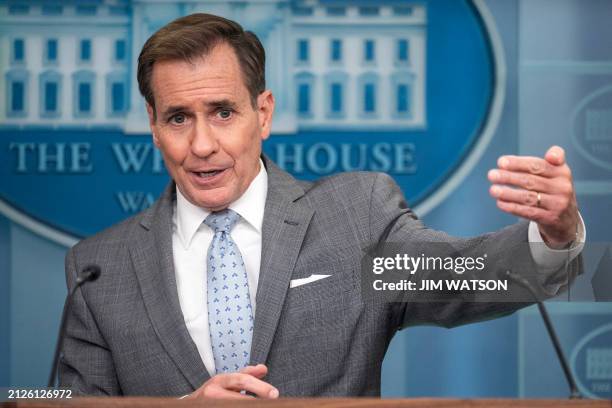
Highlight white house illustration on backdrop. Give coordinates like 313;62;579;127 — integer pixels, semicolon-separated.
1;0;426;133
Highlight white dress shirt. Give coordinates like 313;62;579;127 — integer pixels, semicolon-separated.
528;213;585;270
173;162;267;376
172;164;585;376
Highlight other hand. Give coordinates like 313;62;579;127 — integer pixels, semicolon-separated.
186;364;279;400
488;145;579;248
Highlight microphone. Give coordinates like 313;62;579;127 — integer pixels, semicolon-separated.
47;264;101;387
503;270;582;399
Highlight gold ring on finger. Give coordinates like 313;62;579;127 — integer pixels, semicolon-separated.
536;192;541;208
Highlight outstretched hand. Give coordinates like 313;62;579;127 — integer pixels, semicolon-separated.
488;145;579;248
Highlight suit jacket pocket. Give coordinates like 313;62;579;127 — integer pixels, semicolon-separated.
288;258;359;304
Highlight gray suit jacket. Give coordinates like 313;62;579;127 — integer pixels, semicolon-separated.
59;157;571;396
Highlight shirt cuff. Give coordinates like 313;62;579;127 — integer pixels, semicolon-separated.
528;212;586;270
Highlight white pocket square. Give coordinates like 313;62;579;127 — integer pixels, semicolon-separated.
289;274;331;288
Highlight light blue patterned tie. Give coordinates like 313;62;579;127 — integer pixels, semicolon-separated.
204;209;253;374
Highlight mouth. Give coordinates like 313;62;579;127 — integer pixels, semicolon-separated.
188;167;229;185
194;169;225;179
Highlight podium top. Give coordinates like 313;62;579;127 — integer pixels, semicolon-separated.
5;398;612;408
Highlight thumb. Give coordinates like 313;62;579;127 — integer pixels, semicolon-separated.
239;364;268;379
545;145;565;166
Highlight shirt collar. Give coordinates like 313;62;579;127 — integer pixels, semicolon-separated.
175;159;268;249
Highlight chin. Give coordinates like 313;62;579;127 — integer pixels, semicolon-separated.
181;181;242;211
192;194;232;211
205;203;231;212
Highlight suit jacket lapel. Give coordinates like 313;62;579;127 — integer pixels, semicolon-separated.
129;184;210;390
250;157;314;366
127;158;313;383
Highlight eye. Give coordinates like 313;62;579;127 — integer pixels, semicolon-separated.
217;109;233;120
169;113;186;125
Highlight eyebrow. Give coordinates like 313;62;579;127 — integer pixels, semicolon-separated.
160;99;239;119
206;99;239;110
160;106;188;119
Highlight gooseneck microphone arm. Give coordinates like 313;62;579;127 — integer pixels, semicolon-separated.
504;270;582;399
48;265;101;388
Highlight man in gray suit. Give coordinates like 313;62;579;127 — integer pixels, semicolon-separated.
59;14;584;398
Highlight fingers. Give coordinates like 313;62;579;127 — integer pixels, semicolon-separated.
495;200;548;224
488;169;556;194
495;146;570;180
498;146;566;172
490;185;571;212
191;368;279;400
187;386;255;400
497;155;557;177
490;186;543;208
217;372;279;398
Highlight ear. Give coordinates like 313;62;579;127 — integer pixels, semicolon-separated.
257;90;275;141
146;103;160;147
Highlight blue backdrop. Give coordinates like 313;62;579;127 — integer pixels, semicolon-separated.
1;0;611;398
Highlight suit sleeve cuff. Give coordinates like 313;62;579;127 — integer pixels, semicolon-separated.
528;212;586;270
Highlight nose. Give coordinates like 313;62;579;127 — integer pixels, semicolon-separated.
190;116;219;158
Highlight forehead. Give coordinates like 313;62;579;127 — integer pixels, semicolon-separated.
150;43;249;107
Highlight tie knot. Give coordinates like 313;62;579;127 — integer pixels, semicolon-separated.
204;209;240;233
